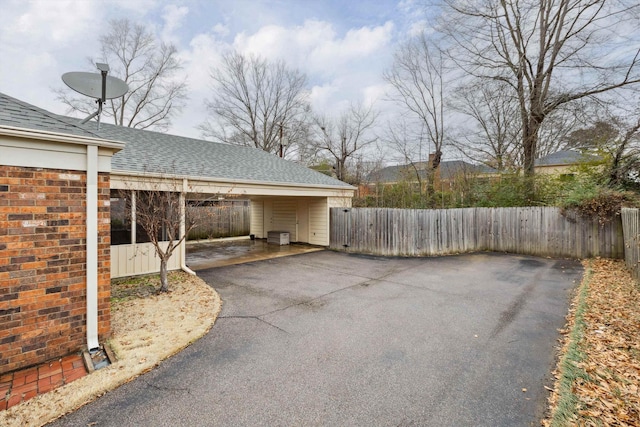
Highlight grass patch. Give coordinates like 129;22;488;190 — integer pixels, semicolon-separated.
110;271;193;303
549;262;592;426
111;273;163;303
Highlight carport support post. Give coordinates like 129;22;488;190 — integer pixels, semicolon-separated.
130;191;136;245
180;179;196;275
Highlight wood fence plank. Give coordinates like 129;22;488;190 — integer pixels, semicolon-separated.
329;206;625;260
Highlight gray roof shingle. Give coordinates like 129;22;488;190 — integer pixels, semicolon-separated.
0;92;100;138
369;160;496;183
534;150;601;166
0;92;352;189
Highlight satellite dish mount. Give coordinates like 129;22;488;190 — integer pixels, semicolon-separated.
78;63;110;126
61;63;128;130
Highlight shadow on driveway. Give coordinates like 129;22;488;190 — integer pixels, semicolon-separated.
51;251;582;427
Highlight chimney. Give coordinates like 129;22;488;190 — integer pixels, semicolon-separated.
428;153;436;168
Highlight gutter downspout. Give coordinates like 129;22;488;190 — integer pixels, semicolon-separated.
180;178;196;276
86;145;99;351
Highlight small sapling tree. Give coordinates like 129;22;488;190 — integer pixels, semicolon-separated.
131;188;189;292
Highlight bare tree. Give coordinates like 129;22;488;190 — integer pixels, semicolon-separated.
451;81;521;171
536;107;583;157
443;0;640;179
386;119;430;191
200;51;310;156
57;19;187;131
113;184;193;293
133;189;188;292
384;32;448;191
312;103;379;183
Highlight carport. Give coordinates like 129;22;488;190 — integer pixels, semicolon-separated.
0;93;355;279
96;122;355;278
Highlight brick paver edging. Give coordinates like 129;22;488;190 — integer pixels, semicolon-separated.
0;354;87;410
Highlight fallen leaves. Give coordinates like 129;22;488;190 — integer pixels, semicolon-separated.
544;259;640;426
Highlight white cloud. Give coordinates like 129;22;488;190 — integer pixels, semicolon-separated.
407;20;429;37
168;31;230;138
310;83;340;112
168;16;399;138
161;4;189;44
212;23;230;38
362;83;389;107
5;0;95;43
0;0;104;115
182;33;229;92
232;20;394;78
106;0;157;15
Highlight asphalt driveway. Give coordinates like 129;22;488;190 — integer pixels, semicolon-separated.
50;251;582;426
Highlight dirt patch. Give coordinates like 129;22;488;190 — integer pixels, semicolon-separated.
0;271;221;427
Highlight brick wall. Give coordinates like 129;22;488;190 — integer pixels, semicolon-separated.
0;166;111;374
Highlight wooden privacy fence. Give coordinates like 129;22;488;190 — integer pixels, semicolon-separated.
330;207;624;259
621;208;640;281
187;204;250;240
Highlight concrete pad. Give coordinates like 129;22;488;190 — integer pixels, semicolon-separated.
186;238;323;270
50;251;582;427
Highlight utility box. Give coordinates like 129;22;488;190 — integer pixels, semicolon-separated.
268;231;290;245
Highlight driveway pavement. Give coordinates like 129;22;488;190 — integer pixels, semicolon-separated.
50;251;582;426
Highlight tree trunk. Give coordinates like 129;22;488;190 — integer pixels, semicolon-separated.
522;120;540;177
522;116;542;201
159;258;169;293
425;150;442;202
609;147;624;187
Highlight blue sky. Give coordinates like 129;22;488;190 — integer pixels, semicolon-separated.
0;0;432;139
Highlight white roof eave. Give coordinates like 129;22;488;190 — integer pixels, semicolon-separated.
110;168;357;191
0;125;126;151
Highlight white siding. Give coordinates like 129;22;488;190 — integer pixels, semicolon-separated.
297;199;309;243
0;131;120;173
250;200;264;238
309;198;328;246
271;199;298;241
111;241;183;279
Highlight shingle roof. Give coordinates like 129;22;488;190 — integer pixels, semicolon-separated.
0;92;100;138
369;160;496;183
0;92;352;189
535;150;601;166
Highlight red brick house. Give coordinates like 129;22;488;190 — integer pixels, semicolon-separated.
0;94;124;374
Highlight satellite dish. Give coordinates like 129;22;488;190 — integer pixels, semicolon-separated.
62;72;128;99
61;63;129;128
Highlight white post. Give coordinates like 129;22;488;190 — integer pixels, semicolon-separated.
130;190;136;245
180;178;196;275
86;145;99;350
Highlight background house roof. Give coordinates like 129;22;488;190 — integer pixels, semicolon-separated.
0;92;352;189
534;150;601;167
369;160;496;183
